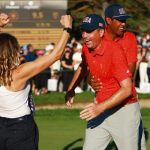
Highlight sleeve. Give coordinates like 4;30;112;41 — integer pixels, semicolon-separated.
112;44;132;82
125;32;137;63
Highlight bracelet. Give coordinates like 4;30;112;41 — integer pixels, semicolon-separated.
63;27;72;35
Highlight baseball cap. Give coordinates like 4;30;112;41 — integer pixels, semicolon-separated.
80;14;105;31
105;4;131;21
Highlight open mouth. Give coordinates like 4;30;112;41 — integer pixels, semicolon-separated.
119;27;126;31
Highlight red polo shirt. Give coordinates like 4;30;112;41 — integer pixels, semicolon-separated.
82;36;137;105
105;29;137;64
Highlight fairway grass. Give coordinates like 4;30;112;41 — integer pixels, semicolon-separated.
33;92;150;106
35;108;150;150
35;109;85;150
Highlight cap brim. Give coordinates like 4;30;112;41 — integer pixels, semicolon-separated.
113;15;131;21
80;24;96;31
80;24;104;32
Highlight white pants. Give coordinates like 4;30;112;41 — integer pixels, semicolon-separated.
83;102;146;150
139;62;148;83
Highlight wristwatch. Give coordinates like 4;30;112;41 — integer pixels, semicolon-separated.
63;27;72;35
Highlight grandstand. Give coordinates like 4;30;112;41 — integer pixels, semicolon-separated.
1;0;67;49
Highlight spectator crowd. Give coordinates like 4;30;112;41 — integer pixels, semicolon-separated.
20;31;150;95
134;32;150;93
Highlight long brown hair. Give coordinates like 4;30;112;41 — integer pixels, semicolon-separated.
0;33;20;86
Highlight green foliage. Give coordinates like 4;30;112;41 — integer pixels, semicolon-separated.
68;0;150;37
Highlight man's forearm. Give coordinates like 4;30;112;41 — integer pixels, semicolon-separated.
80;79;133;121
68;63;87;91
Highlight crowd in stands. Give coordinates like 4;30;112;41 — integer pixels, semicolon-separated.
19;32;150;95
20;38;87;95
134;32;150;93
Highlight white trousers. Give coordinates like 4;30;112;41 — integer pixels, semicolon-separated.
139;62;148;83
83;102;146;150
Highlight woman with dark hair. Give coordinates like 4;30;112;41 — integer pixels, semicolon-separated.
0;14;72;150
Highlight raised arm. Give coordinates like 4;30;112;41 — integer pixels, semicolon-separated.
13;15;72;87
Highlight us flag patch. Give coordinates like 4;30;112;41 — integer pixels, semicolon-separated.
119;8;126;14
99;23;104;27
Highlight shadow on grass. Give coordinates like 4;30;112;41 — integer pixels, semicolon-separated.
144;127;149;142
63;138;83;150
63;128;149;150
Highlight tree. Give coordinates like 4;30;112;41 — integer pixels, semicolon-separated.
68;0;150;39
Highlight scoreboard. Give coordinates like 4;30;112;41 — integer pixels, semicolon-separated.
2;9;66;28
1;0;67;49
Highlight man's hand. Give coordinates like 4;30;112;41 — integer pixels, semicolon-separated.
65;90;75;107
0;13;10;28
87;73;102;92
80;102;105;121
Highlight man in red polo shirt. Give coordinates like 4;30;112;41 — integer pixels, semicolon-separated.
89;4;137;92
65;13;146;150
105;4;137;74
87;4;146;149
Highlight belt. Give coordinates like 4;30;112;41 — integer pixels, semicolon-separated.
0;114;32;123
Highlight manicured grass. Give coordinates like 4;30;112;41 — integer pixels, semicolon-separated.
141;109;150;148
138;93;150;99
35;109;85;150
33;92;95;106
33;92;150;149
35;108;150;150
33;91;150;106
